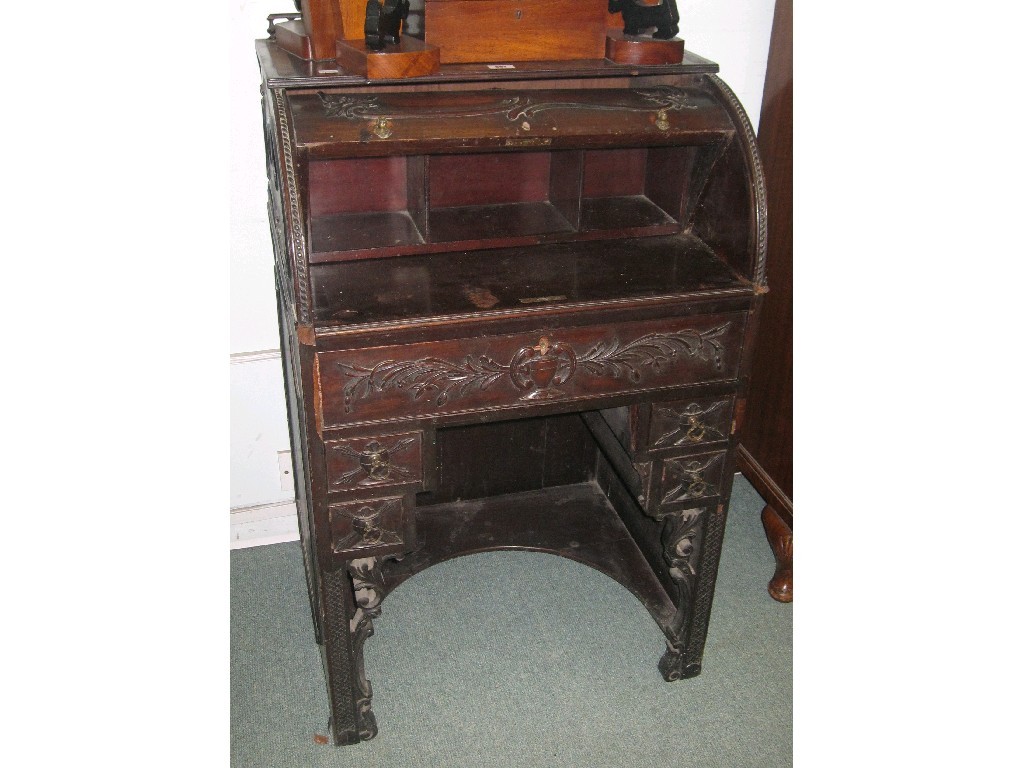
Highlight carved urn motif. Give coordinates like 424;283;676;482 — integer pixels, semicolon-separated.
509;337;577;399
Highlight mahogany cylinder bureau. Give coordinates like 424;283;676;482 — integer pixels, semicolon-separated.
257;34;766;746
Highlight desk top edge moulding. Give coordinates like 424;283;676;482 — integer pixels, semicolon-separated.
258;0;767;745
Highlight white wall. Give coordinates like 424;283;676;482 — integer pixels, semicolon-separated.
229;0;775;513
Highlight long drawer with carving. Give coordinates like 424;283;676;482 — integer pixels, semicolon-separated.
314;312;747;428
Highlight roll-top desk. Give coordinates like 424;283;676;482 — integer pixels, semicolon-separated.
257;24;766;745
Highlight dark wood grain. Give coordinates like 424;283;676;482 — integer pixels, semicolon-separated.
309;234;746;324
418;414;595;503
583;148;647;198
308;157;410;217
737;0;792;605
740;0;792;511
429;152;553;207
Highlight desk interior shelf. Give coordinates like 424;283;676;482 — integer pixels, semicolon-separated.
310;233;746;326
305;142;726;263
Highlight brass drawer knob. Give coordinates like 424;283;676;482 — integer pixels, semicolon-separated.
372;116;393;139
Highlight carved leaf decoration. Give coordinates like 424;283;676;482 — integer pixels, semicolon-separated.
336;323;729;413
338;356;508;411
662;508;705;597
335;467;365;485
388;436;417;455
637;87;700;111
579;325;728;382
318;93;382;119
332;442;366;459
319;87;703;126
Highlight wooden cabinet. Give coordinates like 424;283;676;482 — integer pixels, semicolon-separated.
738;0;792;603
259;37;766;745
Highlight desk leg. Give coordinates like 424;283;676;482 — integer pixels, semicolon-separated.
761;504;793;602
658;503;726;680
320;557;383;745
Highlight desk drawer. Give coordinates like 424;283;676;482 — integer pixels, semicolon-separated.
658;450;729;506
325;431;424;492
328;495;412;558
647;396;735;453
634;449;729;518
316;313;746;427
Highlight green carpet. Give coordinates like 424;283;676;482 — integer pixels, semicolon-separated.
231;475;792;767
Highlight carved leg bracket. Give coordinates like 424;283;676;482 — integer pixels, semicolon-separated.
348;556;384;741
658;502;728;681
657;506;705;680
320;556;386;745
761;504;793;602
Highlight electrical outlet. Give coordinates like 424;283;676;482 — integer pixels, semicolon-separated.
278;450;295;492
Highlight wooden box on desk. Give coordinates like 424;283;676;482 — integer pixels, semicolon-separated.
424;0;608;63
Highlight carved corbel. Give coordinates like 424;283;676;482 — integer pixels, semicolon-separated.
657;506;707;680
348;556;385;740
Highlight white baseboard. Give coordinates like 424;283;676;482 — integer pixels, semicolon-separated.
230;500;299;549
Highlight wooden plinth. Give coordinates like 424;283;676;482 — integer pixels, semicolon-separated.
336;37;441;79
605;30;684;65
425;0;607;64
274;19;316;60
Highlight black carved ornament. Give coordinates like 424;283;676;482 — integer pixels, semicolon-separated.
365;0;410;50
608;0;680;39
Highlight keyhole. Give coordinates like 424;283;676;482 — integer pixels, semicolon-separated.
515;9;523;19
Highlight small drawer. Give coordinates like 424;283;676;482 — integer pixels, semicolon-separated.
316;312;746;428
328;495;411;557
658;450;728;507
647;396;734;452
325;431;423;492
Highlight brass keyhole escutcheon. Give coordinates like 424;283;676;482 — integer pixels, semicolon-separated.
515;9;523;19
656;110;670;131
